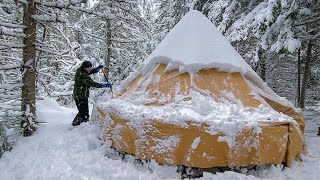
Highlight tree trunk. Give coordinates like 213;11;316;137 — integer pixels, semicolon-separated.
258;48;266;81
299;41;313;109
21;0;37;136
260;59;266;81
296;49;301;107
104;19;112;80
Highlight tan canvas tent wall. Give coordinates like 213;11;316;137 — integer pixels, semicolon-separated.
92;64;304;168
91;10;304;168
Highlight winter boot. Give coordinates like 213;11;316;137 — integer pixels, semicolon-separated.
72;116;81;126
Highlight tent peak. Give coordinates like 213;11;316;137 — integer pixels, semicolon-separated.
144;10;253;75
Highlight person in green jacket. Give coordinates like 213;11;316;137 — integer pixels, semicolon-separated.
72;60;112;126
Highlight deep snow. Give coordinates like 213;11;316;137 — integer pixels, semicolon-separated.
0;98;319;180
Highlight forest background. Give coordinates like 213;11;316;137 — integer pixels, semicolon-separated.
0;0;319;156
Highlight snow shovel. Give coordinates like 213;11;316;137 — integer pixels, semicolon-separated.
102;67;114;98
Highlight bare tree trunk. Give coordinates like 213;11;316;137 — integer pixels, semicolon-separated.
258;48;266;81
299;41;313;109
104;19;112;80
21;0;37;136
260;59;266;81
296;48;301;106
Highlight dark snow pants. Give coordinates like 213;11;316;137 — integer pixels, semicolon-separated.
72;98;89;126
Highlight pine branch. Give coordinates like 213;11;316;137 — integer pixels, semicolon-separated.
37;55;55;59
51;91;73;97
0;104;21;111
36;47;62;56
17;0;28;4
0;94;21;99
32;14;67;23
0;41;24;48
68;6;118;20
312;31;320;40
32;0;84;7
0;55;22;61
111;37;146;43
0;64;21;70
0;28;26;38
34;42;50;48
37;77;52;97
0;22;25;28
307;27;320;34
0;83;23;91
294;16;320;26
99;0;138;6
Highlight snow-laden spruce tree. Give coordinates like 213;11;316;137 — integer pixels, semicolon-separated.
140;0;157;55
293;0;320;108
0;0;155;138
153;0;190;42
35;3;96;106
190;0;320;107
0;0;23;116
191;0;300;76
0;0;24;155
73;0;151;86
5;0;121;136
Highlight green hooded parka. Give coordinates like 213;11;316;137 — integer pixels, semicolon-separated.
73;67;102;100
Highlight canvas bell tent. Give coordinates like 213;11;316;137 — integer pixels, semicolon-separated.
92;10;304;168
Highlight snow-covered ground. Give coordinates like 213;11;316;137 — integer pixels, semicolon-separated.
0;98;319;180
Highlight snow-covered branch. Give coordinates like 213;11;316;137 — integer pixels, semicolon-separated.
0;64;21;70
32;14;67;23
312;31;320;40
0;104;21;111
0;55;22;61
17;0;28;4
34;42;50;48
32;0;117;20
0;28;26;38
68;6;117;19
111;38;146;43
99;0;138;6
51;91;73;97
0;94;21;99
0;41;24;48
0;83;23;91
294;17;320;26
33;0;84;8
36;47;62;56
0;22;25;29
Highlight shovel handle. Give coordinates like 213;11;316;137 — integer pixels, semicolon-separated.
102;67;113;98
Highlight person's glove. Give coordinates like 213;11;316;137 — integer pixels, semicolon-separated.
101;82;112;88
97;65;104;70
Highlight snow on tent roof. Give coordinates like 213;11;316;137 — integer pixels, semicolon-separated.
138;10;291;106
144;10;255;75
120;10;292;107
